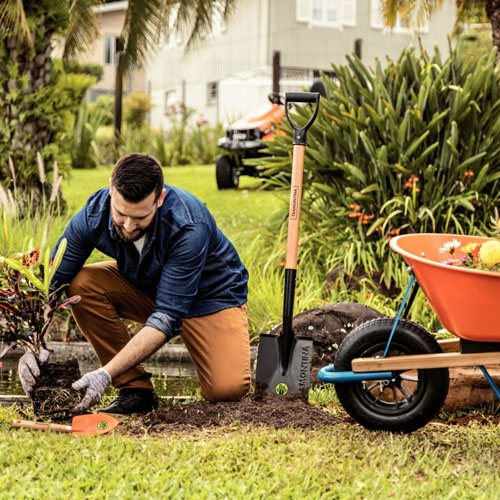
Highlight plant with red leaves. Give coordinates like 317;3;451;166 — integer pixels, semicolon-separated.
0;238;80;359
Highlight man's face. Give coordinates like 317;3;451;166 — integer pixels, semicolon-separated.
109;185;166;243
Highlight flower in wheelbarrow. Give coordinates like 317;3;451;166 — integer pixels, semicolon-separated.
438;238;461;255
479;240;500;266
461;242;481;256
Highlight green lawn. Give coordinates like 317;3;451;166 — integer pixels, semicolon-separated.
2;401;500;499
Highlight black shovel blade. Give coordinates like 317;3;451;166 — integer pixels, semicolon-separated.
255;333;313;400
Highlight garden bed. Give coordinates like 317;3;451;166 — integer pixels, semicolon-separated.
118;393;339;436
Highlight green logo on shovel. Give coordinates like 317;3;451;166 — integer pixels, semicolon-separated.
275;383;288;395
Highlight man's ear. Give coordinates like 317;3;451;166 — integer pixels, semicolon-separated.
157;188;167;207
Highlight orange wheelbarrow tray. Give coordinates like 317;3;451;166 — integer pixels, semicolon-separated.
317;233;500;432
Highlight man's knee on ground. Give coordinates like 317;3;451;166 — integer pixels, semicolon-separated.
201;378;250;403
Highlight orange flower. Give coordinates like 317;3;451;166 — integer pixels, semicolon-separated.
359;214;375;224
348;211;362;218
404;175;420;192
349;203;361;210
464;170;474;178
389;228;401;236
279;261;285;267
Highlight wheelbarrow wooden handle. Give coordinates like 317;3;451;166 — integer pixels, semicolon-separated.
12;419;71;433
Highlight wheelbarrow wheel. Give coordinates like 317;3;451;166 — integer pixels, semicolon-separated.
334;317;449;433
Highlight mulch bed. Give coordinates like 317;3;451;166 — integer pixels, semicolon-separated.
117;393;339;436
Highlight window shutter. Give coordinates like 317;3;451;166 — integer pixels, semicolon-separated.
370;0;384;29
341;0;356;26
296;0;311;22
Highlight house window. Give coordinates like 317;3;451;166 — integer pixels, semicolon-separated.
370;0;429;33
296;0;356;28
104;35;117;65
207;81;218;106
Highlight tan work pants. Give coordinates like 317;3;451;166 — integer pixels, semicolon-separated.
67;262;251;402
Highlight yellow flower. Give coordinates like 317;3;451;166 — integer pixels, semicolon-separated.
479;240;500;266
460;242;480;254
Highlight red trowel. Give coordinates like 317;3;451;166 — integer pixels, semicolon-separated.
12;413;119;436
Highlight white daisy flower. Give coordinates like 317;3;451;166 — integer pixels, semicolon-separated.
438;238;461;254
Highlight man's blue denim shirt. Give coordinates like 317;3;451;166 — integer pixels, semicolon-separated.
51;184;248;339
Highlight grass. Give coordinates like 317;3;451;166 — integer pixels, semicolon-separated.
2;397;500;499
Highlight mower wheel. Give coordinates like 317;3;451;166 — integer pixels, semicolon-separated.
216;155;239;189
334;317;449;433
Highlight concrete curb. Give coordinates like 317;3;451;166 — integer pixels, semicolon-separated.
2;342;259;368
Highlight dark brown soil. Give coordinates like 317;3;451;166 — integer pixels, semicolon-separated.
32;359;84;419
118;393;339;436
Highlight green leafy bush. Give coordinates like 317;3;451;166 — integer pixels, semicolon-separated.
260;41;500;290
69;103;111;169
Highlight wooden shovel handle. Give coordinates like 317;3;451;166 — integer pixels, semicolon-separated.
285;144;305;270
12;419;71;433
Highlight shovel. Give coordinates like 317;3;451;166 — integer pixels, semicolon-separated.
256;91;321;399
12;413;119;437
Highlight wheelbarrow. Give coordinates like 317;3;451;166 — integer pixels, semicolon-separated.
318;233;500;433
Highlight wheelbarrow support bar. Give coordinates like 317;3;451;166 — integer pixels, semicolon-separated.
318;365;394;383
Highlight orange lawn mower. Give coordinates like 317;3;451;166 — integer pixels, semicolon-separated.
318;233;500;433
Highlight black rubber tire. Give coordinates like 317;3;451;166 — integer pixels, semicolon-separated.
334;317;449;433
216;155;239;189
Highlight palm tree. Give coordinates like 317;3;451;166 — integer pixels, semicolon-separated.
0;0;235;195
379;1;499;62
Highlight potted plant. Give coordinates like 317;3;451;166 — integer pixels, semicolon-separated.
0;238;83;418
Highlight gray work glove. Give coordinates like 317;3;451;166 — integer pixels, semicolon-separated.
72;368;112;413
18;348;51;397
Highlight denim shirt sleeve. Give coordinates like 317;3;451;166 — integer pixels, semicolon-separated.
144;223;210;338
50;206;94;292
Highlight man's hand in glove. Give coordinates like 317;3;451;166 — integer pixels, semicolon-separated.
18;348;51;397
71;368;112;413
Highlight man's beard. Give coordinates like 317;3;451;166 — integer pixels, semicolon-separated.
112;217;154;243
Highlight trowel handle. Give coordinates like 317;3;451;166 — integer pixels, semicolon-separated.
12;419;71;433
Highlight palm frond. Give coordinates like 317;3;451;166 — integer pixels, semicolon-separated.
381;0;445;29
0;0;33;48
176;0;235;51
121;0;164;72
63;0;102;65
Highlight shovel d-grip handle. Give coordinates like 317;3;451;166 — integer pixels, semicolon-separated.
281;92;321;369
285;92;321;147
12;419;71;433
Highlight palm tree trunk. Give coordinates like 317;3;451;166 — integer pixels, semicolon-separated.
486;0;500;64
114;37;125;160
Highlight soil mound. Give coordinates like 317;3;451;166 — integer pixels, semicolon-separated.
120;394;338;435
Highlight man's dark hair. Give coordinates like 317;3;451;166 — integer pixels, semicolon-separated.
111;153;164;202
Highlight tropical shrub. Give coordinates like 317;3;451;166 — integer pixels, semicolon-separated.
124;92;154;129
0;239;80;359
259;41;500;290
69;103;111;169
185;119;225;165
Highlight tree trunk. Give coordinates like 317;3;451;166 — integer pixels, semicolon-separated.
114;37;125;160
486;0;500;64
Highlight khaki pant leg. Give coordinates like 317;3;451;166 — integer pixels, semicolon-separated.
67;261;156;390
181;304;251;402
